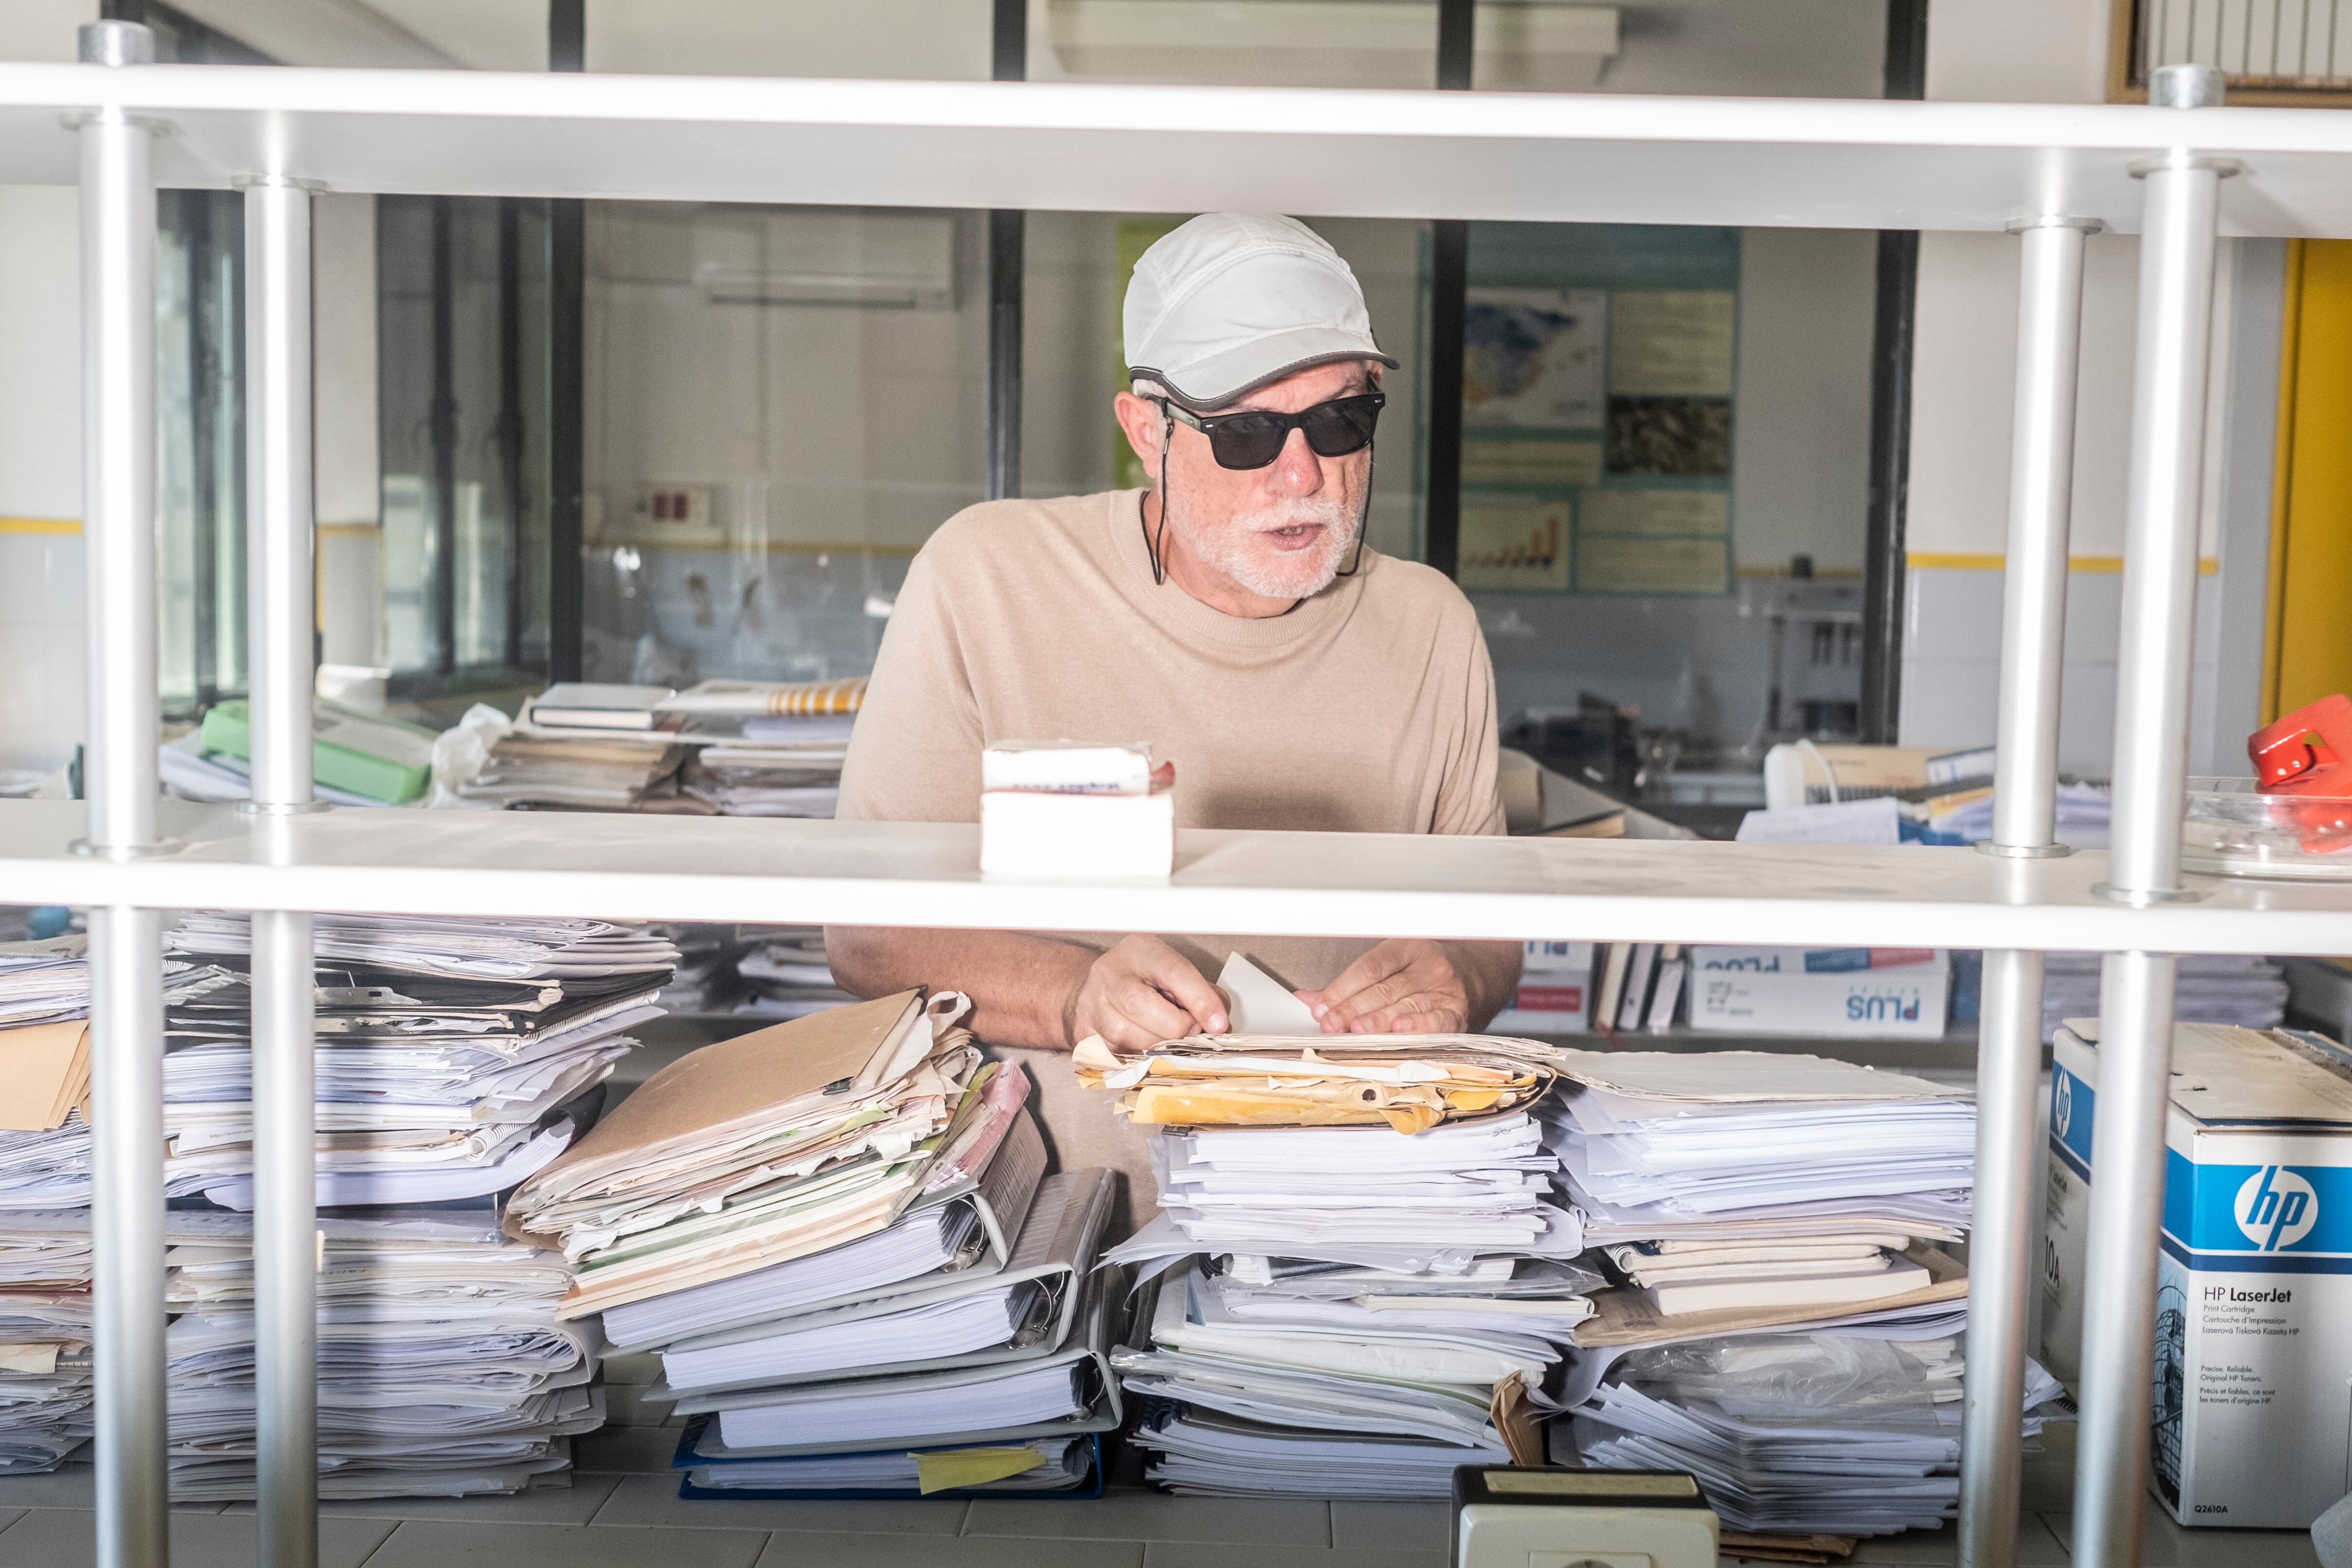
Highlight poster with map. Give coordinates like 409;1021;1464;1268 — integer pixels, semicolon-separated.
1450;225;1738;596
1462;288;1607;432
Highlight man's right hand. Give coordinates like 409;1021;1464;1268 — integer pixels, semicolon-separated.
1064;935;1230;1053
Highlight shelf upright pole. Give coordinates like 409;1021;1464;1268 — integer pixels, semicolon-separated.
75;19;173;1568
2073;63;2229;1568
1959;212;2096;1568
239;171;325;1568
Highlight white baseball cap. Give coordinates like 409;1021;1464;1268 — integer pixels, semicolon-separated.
1122;213;1397;412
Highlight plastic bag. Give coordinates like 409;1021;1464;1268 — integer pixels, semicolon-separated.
1612;1331;1957;1417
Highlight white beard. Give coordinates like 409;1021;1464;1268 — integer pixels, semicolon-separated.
1171;490;1360;600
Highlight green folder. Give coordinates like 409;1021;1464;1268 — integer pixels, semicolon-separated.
198;701;437;805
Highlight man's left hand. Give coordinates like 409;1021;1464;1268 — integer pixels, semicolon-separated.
1295;938;1475;1034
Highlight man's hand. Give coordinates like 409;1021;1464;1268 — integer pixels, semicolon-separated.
1065;935;1230;1053
1296;938;1479;1034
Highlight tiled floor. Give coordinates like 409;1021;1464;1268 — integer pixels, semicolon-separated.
0;1416;2320;1567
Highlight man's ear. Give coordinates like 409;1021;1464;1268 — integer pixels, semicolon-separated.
1112;390;1167;474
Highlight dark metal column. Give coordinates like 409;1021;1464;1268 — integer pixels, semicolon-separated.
428;197;457;679
495;199;527;672
1859;0;1929;742
1424;0;1474;577
547;0;587;681
985;0;1027;501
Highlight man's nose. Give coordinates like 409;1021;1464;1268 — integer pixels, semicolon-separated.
1267;426;1323;494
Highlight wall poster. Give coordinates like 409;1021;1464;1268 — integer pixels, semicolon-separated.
1446;224;1739;595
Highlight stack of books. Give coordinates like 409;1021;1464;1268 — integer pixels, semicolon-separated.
510;993;1123;1499
1088;1029;1597;1497
665;677;861;819
1544;1048;2062;1538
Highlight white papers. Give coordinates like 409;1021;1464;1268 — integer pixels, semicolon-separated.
717;1358;1087;1450
1735;796;1900;845
661;1281;1036;1393
1214;953;1318;1036
981;740;1153;795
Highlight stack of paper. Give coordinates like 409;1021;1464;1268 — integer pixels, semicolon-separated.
510;993;1124;1498
2038;953;2285;1043
161;1210;599;1500
733;929;856;1019
1093;1002;1597;1496
678;714;853;818
0;1215;93;1474
1072;1029;1568;1135
1545;1049;2063;1538
162;914;677;1208
1562;1317;2070;1536
454;733;688;811
0;937;94;1027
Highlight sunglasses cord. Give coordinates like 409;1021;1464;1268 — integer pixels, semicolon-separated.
1146;403;1173;586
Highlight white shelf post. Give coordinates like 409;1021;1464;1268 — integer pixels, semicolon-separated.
1961;212;2095;1568
75;19;171;1568
2074;63;2229;1568
241;172;322;1568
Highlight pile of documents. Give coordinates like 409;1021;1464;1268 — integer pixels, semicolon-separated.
1545;1049;2064;1537
1542;1051;1972;1316
162;1210;600;1499
733;929;857;1019
1072;1027;1565;1135
2037;953;2286;1043
510;991;1124;1498
664;676;857;818
1092;996;1597;1497
0;1215;94;1473
454;731;689;811
162;913;676;1208
127;911;678;1500
1562;1323;2066;1537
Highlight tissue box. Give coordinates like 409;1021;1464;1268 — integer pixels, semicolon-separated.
980;789;1174;879
1687;946;1950;1037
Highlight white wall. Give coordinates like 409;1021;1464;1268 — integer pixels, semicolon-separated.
1900;0;2274;776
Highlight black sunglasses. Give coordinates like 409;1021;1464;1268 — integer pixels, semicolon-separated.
1161;392;1386;470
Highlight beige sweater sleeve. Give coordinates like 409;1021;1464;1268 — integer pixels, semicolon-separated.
834;551;987;824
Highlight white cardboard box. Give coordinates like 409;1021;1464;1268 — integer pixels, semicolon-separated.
1686;946;1949;1038
2044;1020;2352;1528
978;788;1174;880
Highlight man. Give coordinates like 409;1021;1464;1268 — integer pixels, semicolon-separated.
828;213;1520;1227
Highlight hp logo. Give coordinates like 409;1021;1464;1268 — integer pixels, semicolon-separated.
2234;1166;2318;1252
2052;1073;2073;1139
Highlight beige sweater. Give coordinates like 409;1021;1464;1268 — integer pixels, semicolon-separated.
836;488;1508;1223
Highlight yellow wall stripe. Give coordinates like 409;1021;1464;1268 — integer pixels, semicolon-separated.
2268;240;2352;722
1907;551;2218;575
0;517;79;535
2262;239;2306;722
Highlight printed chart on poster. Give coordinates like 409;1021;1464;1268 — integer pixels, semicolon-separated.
1450;225;1738;595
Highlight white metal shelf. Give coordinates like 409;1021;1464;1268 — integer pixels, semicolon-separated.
8;798;2352;955
5;62;2352;233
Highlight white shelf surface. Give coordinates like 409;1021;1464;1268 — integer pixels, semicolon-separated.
7;799;2352;955
6;63;2352;234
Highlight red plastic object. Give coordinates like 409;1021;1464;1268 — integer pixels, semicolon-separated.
2249;695;2352;853
2251;694;2352;793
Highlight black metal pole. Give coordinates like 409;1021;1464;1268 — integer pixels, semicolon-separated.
985;0;1027;502
547;0;586;682
495;198;527;673
1424;0;1474;577
428;197;458;680
1860;0;1929;743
